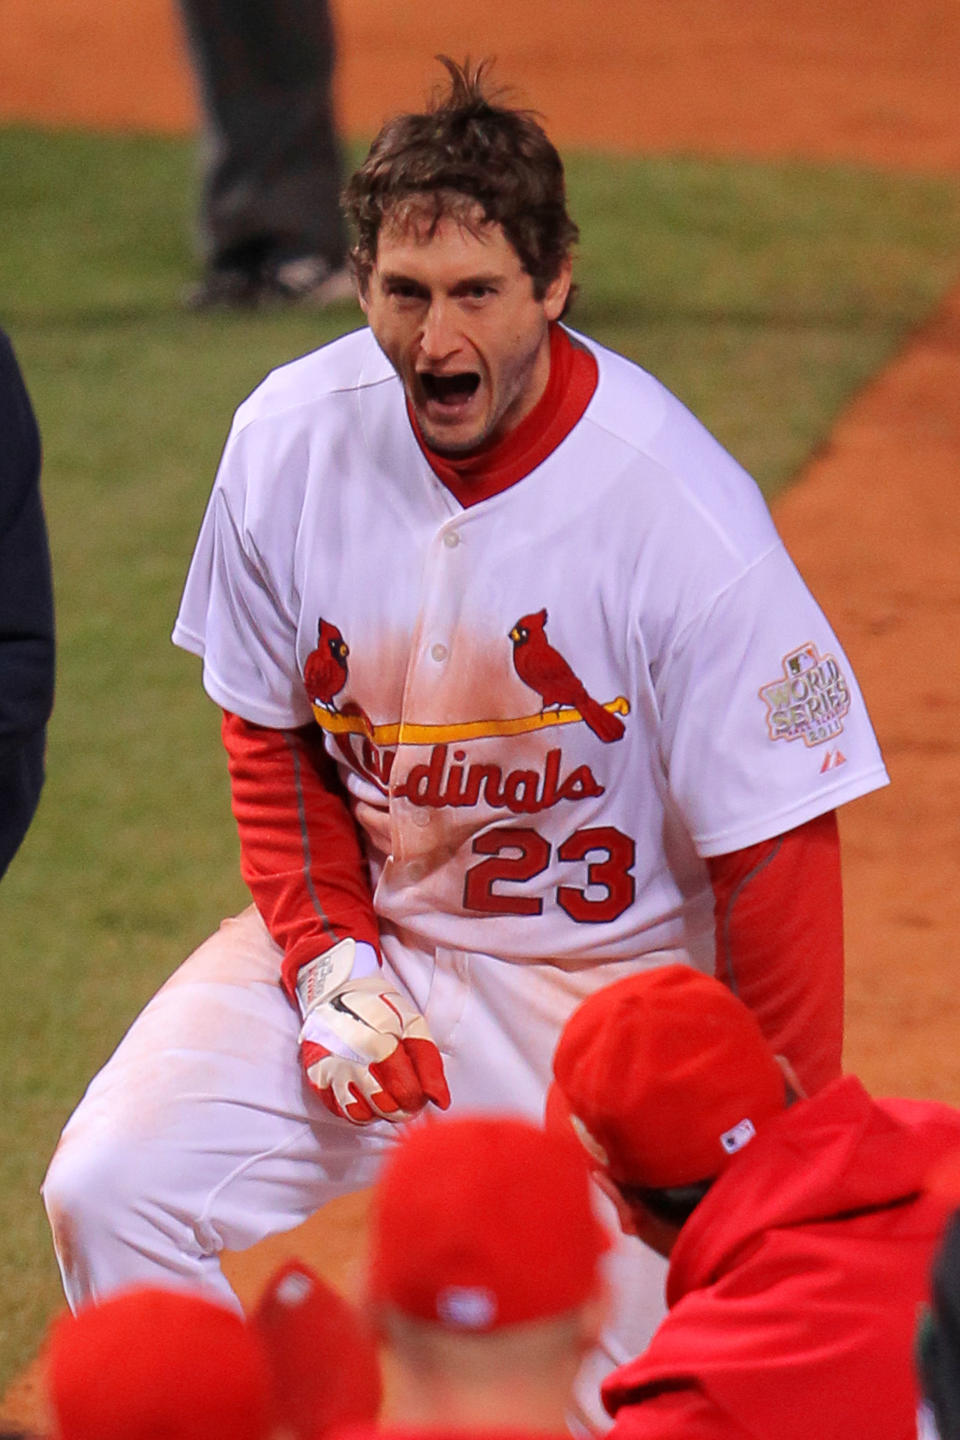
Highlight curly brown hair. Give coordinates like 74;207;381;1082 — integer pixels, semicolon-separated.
343;57;579;302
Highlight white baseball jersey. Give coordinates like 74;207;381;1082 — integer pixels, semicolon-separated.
173;324;888;974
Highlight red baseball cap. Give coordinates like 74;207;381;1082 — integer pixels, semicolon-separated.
47;1286;271;1440
550;965;787;1188
367;1115;609;1330
251;1260;382;1440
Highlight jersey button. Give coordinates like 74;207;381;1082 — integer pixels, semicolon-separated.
430;642;448;662
411;809;432;828
443;530;461;548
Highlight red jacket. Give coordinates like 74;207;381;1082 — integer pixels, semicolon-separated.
605;1077;960;1440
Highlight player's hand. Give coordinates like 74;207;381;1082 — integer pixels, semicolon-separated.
296;939;450;1125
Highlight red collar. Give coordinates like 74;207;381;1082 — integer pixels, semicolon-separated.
408;324;598;508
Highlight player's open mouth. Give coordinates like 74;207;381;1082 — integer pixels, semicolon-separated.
418;372;481;410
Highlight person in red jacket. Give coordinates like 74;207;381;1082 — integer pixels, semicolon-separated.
549;964;960;1440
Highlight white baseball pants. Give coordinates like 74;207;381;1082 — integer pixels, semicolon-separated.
42;906;670;1433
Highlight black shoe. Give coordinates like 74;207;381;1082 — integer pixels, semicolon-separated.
183;264;263;310
259;254;356;307
183;255;355;311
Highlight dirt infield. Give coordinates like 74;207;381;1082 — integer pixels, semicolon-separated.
2;0;959;1427
4;0;960;171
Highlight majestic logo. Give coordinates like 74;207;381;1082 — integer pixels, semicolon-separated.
759;642;851;748
302;610;628;813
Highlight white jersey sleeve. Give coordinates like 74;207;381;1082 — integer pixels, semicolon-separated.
581;332;889;858
173;452;310;730
173;331;381;730
656;539;887;854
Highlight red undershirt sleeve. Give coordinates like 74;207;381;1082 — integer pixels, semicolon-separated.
221;709;380;1005
706;810;843;1094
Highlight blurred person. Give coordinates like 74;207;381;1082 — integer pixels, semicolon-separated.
177;0;355;308
918;1211;960;1439
550;965;960;1440
361;1114;610;1435
917;1154;960;1439
46;1285;272;1440
0;329;54;879
251;1258;383;1440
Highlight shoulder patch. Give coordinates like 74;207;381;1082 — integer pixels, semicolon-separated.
759;642;851;748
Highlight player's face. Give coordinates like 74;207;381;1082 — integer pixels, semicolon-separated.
360;205;572;455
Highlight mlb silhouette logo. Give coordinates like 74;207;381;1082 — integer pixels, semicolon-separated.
786;644;817;677
437;1285;498;1329
720;1117;757;1156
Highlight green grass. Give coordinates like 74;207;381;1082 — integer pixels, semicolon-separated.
1;123;959;1392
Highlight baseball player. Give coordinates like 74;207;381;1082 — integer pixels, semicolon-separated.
549;965;960;1439
42;58;889;1431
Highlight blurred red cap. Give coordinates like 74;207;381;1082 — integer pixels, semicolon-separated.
47;1286;271;1440
551;965;787;1188
250;1260;382;1440
367;1115;609;1330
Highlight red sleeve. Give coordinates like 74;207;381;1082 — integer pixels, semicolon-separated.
221;709;380;1004
706;810;843;1094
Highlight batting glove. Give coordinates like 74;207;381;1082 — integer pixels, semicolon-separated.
296;938;450;1125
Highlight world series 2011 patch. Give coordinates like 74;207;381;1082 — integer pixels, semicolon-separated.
759;642;851;747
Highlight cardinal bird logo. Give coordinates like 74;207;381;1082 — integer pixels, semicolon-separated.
509;608;625;744
304;617;349;710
